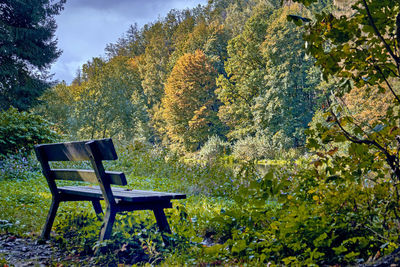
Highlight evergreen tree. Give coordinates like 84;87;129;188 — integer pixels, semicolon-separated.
0;0;65;110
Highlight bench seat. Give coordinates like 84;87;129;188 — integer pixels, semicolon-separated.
59;185;186;203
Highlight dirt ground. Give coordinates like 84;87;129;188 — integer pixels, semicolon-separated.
0;234;93;266
2;233;400;266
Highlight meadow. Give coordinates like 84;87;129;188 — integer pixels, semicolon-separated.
1;140;399;266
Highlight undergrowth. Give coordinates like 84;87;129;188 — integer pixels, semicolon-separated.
1;143;400;265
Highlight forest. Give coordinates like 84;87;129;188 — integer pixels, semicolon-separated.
1;0;400;265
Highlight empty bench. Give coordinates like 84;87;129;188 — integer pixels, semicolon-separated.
34;139;186;247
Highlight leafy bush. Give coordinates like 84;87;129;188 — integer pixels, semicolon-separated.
0;153;40;181
198;135;231;162
0;107;59;158
232;131;289;161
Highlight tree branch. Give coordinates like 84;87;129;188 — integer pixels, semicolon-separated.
374;65;400;105
328;99;400;180
396;11;400;59
362;0;400;66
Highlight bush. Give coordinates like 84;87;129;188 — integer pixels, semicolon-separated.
232;132;288;161
0;153;40;181
198;135;231;162
0;107;59;157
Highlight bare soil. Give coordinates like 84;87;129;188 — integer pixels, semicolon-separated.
0;234;91;266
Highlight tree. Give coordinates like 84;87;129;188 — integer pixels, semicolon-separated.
291;0;400;180
170;21;230;75
216;5;273;140
162;50;221;152
105;23;145;58
37;56;149;141
0;0;65;111
254;4;323;147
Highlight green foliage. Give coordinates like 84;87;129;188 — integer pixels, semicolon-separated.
198;135;231;162
255;4;324;147
0;107;59;157
0;168;50;235
216;3;324;145
216;5;272;139
36;56;150;141
0;0;65;111
0;153;40;181
232;132;289;161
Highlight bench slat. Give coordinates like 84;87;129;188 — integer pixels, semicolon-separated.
52;169;127;186
59;186;186;203
35;139;117;161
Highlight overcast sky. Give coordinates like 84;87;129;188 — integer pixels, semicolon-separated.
50;0;207;84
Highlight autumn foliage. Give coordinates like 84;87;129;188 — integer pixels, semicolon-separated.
162;50;221;152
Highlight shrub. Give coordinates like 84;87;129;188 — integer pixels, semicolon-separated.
232;132;287;161
0;153;40;181
198;135;231;162
0;107;59;158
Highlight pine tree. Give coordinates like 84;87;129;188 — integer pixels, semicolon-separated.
0;0;65;110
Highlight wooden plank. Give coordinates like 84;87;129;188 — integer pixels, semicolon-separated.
153;208;172;246
35;139;117;162
51;169;127;186
72;186;185;199
75;185;186;198
58;186;186;203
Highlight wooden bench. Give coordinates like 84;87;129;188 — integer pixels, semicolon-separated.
34;138;186;248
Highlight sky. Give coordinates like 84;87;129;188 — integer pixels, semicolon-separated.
50;0;208;84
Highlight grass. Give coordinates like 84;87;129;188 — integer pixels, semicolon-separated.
2;145;393;266
0;146;277;265
0;172;50;236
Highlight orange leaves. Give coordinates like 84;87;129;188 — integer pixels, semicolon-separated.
161;50;220;151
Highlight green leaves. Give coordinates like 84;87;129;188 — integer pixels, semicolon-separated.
0;0;65;111
0;107;59;158
287;14;311;26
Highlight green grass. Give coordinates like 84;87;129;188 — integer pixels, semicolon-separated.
5;146;386;266
0;172;50;236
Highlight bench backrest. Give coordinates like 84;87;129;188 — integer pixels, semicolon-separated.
34;139;127;190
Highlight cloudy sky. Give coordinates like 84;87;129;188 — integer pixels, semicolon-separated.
51;0;207;84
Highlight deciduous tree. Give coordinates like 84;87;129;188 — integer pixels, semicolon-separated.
162;50;221;151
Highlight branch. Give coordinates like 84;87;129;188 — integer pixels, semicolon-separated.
362;0;400;66
397;11;400;59
329;102;400;180
374;65;400;105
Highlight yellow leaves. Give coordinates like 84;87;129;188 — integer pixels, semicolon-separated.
127;55;142;70
161;50;218;151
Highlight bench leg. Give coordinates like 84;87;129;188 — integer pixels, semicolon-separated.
153;208;172;246
95;208;116;254
41;198;60;240
99;208;116;241
91;200;103;220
